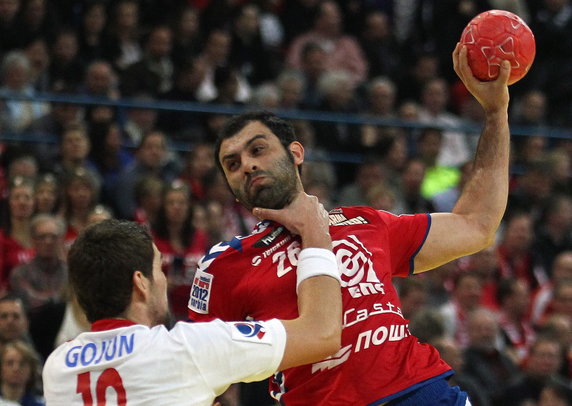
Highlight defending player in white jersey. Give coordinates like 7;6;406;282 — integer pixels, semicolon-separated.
42;191;342;406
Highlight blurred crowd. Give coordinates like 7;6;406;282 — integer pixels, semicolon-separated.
0;0;571;405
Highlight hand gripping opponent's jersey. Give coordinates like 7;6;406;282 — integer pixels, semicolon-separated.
43;318;286;406
188;206;452;406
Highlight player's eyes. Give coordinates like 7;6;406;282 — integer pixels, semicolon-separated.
252;145;265;155
226;161;239;171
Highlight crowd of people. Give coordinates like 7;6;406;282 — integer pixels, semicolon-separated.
0;0;570;405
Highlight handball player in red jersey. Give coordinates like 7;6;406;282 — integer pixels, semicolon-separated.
189;44;511;405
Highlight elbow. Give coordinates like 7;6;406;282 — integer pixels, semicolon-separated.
317;320;342;359
473;221;498;252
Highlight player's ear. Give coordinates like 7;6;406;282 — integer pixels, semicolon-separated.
132;270;150;300
289;141;304;165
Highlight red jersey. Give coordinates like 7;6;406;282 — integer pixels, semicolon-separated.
188;207;451;405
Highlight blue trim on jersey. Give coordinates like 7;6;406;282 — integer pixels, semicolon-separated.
367;370;454;406
408;213;432;275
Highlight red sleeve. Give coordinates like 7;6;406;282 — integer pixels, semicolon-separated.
375;211;431;277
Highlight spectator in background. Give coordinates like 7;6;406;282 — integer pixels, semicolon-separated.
337;159;385;207
497;278;536;363
170;6;202;67
81;60;119;100
9;214;66;311
0;340;44;406
533;194;572;275
177;143;214;202
132;175;164;227
48;29;84;91
508;159;555;222
510;89;548;127
122;93;158;147
364;76;398;119
0;0;25;53
23;39;50;93
87;121;133;208
462;308;520;404
77;1;108;65
461;245;502;310
397;277;428;320
157;59;206;140
286;0;368;85
432;161;474;213
52;124;100;186
230;3;278;86
416;127;461;199
417;77;470;168
151;182;208;320
500;335;571;406
0;296;29;346
496;210;547;292
61;168;100;249
312;70;361;184
297;41;326;108
538;380;572;406
19;0;58;46
439;272;484;348
26;93;84;171
397;52;440;104
394;158;435;214
196;29;251;103
0;177;35;293
550;279;572;323
103;0;142;72
114;131;181;220
531;251;572;327
0;52;50;134
359;10;400;79
430;336;492;406
33;174;60;216
121;25;174;96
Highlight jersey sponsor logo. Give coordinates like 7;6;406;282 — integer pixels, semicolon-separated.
311;344;352;373
334;235;385;298
65;334;135;367
231;322;272;344
253;226;286;247
310;323;411;374
188;270;213;314
343;302;404;328
329;214;369;226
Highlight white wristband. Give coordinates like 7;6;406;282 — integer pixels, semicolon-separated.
296;248;341;293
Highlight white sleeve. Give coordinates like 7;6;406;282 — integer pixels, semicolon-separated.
176;318;286;395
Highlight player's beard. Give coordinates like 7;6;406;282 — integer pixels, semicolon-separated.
232;151;299;211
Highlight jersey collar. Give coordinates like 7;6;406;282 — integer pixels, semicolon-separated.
91;318;138;332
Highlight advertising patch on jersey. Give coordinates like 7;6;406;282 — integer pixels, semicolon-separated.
231;322;272;345
329;214;369;226
253;226;285;247
188;269;213;314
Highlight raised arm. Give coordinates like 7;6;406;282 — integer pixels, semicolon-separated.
414;43;511;272
253;192;342;371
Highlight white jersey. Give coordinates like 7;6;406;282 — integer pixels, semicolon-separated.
43;318;286;406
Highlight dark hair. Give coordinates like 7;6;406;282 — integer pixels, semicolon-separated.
214;111;297;173
151;182;195;247
68;219;154;322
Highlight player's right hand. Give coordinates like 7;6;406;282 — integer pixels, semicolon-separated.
253;191;332;250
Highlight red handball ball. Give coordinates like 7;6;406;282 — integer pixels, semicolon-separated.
460;9;536;85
